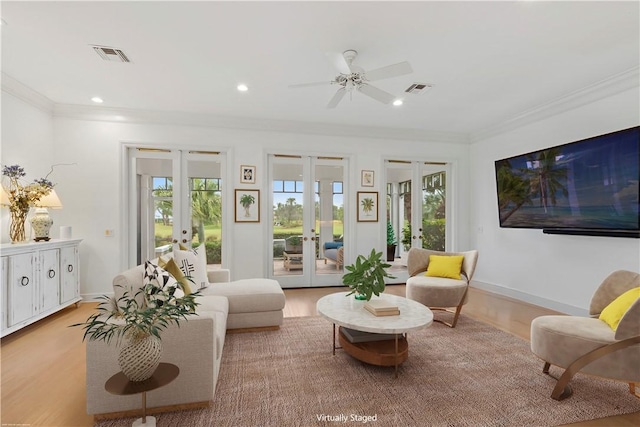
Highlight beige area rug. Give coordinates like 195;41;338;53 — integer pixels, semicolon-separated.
95;315;640;427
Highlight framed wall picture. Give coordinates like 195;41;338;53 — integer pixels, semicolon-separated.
240;165;256;184
357;191;378;222
361;170;374;187
235;189;260;222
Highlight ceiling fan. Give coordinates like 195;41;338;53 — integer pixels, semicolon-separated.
289;49;413;108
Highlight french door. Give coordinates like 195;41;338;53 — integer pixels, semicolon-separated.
386;160;451;283
268;154;348;288
126;147;226;268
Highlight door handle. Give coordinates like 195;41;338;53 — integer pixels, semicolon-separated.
303;237;309;241
172;239;178;243
48;269;56;279
182;239;187;243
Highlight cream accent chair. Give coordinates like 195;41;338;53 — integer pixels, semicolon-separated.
530;270;640;400
405;248;479;328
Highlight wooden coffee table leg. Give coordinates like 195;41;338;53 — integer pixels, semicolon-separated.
394;334;399;378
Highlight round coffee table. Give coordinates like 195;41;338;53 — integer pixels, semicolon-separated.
316;292;433;377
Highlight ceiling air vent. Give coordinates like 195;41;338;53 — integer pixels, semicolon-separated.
404;83;432;95
91;45;131;63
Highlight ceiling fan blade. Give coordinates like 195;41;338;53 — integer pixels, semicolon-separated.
364;61;413;81
357;84;396;104
289;81;333;89
325;52;352;74
327;88;346;108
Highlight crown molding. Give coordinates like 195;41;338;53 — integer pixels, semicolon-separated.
470;66;640;142
1;72;54;113
52;103;470;144
4;66;636;145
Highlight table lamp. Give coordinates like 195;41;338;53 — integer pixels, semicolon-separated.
30;189;63;241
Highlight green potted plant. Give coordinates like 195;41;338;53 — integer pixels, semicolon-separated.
386;221;397;261
72;283;199;382
342;249;396;301
285;235;302;253
401;221;412;251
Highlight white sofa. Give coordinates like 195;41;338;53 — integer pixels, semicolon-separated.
86;264;285;417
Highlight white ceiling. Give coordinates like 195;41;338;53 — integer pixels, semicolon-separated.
1;1;638;142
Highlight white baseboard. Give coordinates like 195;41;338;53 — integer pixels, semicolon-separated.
471;280;588;317
80;292;114;302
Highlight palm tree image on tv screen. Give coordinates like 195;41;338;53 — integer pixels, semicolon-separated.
495;127;640;232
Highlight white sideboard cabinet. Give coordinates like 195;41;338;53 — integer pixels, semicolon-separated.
1;239;82;337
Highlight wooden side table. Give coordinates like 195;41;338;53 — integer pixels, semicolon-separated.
105;362;179;427
283;251;303;270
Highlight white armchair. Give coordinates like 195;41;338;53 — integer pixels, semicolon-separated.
405;248;479;328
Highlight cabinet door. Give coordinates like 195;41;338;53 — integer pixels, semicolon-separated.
40;249;60;312
60;246;79;304
8;253;36;326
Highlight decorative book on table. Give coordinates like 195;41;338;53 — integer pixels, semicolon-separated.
364;299;400;316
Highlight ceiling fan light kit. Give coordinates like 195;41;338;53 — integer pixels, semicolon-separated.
290;49;414;109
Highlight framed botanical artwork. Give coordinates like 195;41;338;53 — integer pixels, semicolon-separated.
361;170;374;187
235;189;260;222
240;165;256;184
357;191;378;222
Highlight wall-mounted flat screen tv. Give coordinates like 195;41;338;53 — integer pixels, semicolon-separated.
495;126;639;237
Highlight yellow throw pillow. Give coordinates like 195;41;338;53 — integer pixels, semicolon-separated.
599;287;640;330
425;255;464;280
159;257;193;295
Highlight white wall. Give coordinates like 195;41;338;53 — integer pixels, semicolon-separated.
6;82;637;313
51;118;471;298
469;87;640;315
0;93;55;241
3;84;637;313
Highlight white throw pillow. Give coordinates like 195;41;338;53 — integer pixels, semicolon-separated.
143;261;180;307
173;245;208;290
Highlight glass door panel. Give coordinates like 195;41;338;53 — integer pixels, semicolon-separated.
315;162;344;277
151;175;174;260
421;167;447;251
184;155;223;268
271;158;306;282
386;161;412;263
131;151;178;266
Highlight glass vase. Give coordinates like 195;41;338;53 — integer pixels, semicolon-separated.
9;208;29;243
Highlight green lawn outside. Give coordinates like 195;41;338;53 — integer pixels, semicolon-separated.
154;220;344;246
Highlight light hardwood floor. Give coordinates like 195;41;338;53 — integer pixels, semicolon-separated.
1;285;638;426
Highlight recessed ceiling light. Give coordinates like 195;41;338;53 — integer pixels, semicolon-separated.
392;99;403;106
91;97;104;104
237;84;248;92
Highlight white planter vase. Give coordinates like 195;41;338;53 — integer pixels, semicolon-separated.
118;335;162;382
